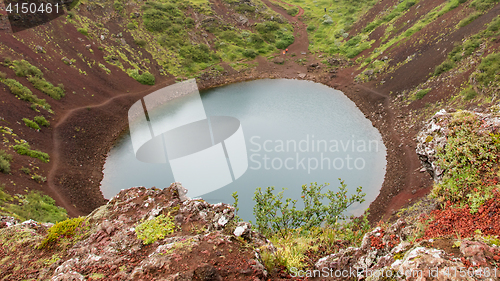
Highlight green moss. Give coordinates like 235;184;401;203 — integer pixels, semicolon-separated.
37;217;85;249
135;214;176;245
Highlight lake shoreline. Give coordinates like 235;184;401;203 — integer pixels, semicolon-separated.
51;59;430;223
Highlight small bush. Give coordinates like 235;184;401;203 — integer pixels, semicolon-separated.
135;214;176;245
235;3;256;13
252;180;365;237
434;60;455;76
12;142;50;163
6;190;68;223
306;25;316;32
458;12;481;27
20;167;30;174
38;217;84;249
242;48;258;58
33;116;49;127
476;52;500;86
461;87;478;100
77;28;88;36
23;118;41;130
12;60;43;78
27;76;65;100
286;7;299;16
0;150;13;174
0;71;6;79
127;22;136;30
415;88;431;100
66;11;75;19
134;39;147;47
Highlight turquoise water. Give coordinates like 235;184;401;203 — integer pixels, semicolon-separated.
100;79;386;221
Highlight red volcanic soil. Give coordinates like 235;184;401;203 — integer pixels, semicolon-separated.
422;191;500;239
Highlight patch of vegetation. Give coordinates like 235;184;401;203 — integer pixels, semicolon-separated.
458;12;482;28
461;86;478;100
432;111;500;213
1;78;50;110
77;28;88;36
127;69;155;85
10;60;43;78
2;190;68;223
415;88;431;100
134;39;147;47
0;150;13;174
475;52;500;87
33;116;50;127
22;118;41;131
135;214;176;245
27;76;65;100
286;7;299;16
37;217;85;249
250;180;369;272
252;180;365;237
470;0;500;11
434;60;455;76
12;142;50;163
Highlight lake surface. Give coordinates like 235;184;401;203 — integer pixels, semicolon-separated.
100;79;386;221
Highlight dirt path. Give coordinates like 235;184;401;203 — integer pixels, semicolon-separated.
260;0;309;55
48;81;172;216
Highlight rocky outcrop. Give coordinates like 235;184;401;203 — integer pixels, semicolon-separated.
416;109;500;182
315;218;500;280
0;183;270;280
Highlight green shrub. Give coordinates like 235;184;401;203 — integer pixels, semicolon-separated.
113;0;124;12
286;7;299;16
134;39;147;47
27;76;65;100
432;112;500;212
306;25;316;32
127;22;136;30
252;180;365;237
275;34;294;49
12;142;50;162
235;3;255;13
143;9;171;32
0;71;6;79
458;12;481;27
434;60;455;76
470;0;500;11
476;52;500;86
66;11;75;19
34;116;50;127
0;150;13;174
415;88;431;100
242;48;258;58
135;214;176;245
462;88;478;100
20;166;30;174
5;190;68;223
12;60;43;78
127;69;155;85
77;28;88;36
37;217;84;249
22;118;41;130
